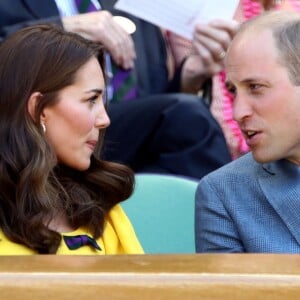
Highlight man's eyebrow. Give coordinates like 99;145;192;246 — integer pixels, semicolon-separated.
225;77;265;88
240;77;264;83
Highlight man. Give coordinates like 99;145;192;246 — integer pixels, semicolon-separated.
0;0;234;179
195;10;300;252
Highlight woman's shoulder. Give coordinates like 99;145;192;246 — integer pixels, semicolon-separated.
0;230;35;255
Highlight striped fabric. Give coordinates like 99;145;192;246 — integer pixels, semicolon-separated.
74;0;97;13
111;63;138;102
74;0;138;102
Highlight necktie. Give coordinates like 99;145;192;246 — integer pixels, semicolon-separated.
75;0;98;13
111;63;138;102
74;0;138;102
63;234;102;251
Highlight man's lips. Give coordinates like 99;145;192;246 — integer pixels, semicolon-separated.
242;129;262;146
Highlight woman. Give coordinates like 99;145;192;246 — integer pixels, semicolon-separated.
0;24;143;254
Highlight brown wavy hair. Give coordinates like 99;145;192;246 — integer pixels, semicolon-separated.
0;24;134;253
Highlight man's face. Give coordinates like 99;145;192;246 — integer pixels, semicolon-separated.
225;29;300;165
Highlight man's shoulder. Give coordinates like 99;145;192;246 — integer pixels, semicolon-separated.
224;152;258;169
204;152;260;180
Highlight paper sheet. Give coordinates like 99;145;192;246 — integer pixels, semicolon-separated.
115;0;239;40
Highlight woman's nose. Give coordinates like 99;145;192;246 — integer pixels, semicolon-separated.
95;106;110;129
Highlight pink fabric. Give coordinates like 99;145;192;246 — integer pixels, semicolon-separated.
212;0;262;159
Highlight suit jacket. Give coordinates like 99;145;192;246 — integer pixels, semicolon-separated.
0;0;169;97
195;152;300;253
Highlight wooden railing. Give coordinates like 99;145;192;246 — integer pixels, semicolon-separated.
1;254;300;299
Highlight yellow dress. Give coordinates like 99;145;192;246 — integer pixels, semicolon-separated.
0;204;143;255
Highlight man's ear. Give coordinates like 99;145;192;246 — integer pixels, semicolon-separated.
27;92;43;122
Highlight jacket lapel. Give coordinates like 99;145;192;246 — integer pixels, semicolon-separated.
258;160;300;245
99;0;116;10
23;0;59;18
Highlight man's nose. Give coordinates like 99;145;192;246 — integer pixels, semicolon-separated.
233;94;252;123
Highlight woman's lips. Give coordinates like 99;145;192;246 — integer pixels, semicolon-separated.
86;140;97;151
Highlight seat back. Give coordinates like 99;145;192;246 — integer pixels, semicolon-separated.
121;174;197;253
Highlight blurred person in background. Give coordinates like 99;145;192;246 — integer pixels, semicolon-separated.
0;0;233;180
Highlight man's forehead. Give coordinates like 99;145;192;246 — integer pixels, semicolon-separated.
226;29;276;65
232;28;273;51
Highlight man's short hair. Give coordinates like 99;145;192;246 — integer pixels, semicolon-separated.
232;11;300;85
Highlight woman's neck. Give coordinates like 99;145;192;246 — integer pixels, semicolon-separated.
47;214;76;233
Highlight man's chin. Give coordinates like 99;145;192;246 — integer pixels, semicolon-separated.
252;151;276;164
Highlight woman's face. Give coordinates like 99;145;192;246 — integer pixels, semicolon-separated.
42;57;110;170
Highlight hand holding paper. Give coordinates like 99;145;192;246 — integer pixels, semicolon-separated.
115;0;239;40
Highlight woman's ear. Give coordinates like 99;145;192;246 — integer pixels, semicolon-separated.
27;92;43;121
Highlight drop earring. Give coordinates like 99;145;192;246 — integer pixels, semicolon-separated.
41;122;46;133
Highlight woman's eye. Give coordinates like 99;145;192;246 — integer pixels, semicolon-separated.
88;95;98;104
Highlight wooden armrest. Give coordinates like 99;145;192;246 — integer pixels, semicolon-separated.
0;254;300;299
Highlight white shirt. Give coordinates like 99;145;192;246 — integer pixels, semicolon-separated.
54;0;101;16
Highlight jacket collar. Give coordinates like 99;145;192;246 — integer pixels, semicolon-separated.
99;0;116;10
259;160;300;245
23;0;59;18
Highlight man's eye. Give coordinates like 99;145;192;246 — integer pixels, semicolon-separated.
249;83;261;91
226;85;236;96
